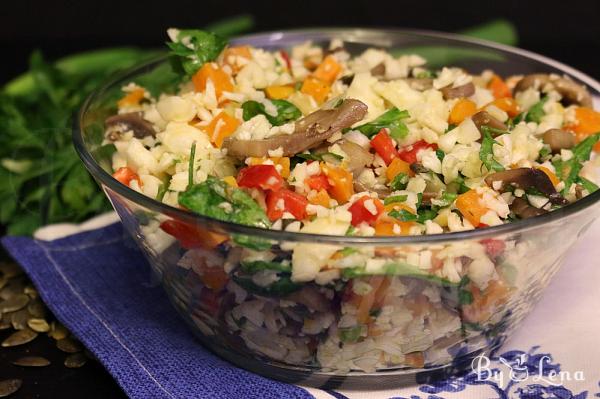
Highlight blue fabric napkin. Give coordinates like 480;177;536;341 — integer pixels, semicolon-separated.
2;223;314;399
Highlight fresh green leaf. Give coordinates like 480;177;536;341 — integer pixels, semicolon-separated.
389;172;409;191
480;128;505;172
295;152;343;162
241;99;301;126
240;260;291;273
355;107;410;139
556;133;600;195
384;195;408;205
342;262;457;286
188;141;196;189
339;326;364;343
167;29;227;76
231;273;300;296
578;176;599;194
205;14;255;38
525;96;549;123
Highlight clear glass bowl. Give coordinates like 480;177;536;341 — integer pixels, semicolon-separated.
74;28;600;389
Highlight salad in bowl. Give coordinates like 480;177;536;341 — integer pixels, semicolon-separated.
75;28;600;387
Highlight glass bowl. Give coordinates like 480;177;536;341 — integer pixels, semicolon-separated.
73;28;600;389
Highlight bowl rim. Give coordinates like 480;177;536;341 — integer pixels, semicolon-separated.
74;27;600;245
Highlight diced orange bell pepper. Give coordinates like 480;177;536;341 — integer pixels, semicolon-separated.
321;162;354;204
449;98;478;125
221;45;252;74
456;189;488;227
386;157;413;181
567;107;600;152
313;55;342;84
222;176;238;187
488;74;512;99
301;76;331;104
307;189;331;207
203;111;240;148
112;167;142;187
117;88;145;108
248;156;291;178
355;276;386;324
537;166;560;187
488;97;520;117
265;84;295;100
192;63;234;102
374;219;413;236
404;352;425;368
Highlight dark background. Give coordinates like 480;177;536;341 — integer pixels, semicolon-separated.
2;0;600;83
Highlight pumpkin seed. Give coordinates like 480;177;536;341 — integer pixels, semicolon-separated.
2;328;38;347
27;318;49;333
48;322;69;340
64;353;87;368
0;294;29;313
27;300;46;318
0;262;22;279
0;315;10;330
12;356;50;367
56;337;82;353
0;379;22;397
24;285;38;299
10;309;30;330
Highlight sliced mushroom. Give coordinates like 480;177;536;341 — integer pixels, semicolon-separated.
410;163;429;174
440;82;475;100
353;180;391;197
485;167;567;205
510;197;548;219
514;73;592;107
370;63;386;77
471;111;508;134
222;99;368;158
105;112;156;140
542;128;576;153
405;78;434;91
338;140;374;175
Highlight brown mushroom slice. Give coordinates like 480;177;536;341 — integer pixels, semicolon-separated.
542;128;576;153
485;167;567;205
405;78;434;91
440;82;475;100
222;99;368;158
370;62;386;77
510;197;548;219
514;73;592;107
338;140;374;175
105;112;156;140
353;180;391;197
471;111;508;134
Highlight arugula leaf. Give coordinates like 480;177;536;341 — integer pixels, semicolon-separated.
525;96;549;123
433;192;458;207
480;128;505;172
295;152;343;162
389;172;409;191
578;176;599;194
241;99;301;126
188;141;196;189
167;29;227;76
355;107;410;139
388;208;437;223
231;273;300;296
342;262;457;286
240;260;291;273
384;195;408;205
554;133;600;195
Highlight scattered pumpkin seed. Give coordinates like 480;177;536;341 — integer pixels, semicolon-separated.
48;322;69;340
27;300;46;318
10;309;30;330
12;356;51;367
64;353;87;368
2;328;38;347
0;379;22;397
56;337;82;353
0;294;29;313
24;285;38;299
27;318;50;333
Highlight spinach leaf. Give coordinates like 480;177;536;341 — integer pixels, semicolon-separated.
339;326;364;343
384;195;408;205
389;208;437;224
355;107;410;139
342;262;457;286
578;176;599;194
525;96;549;123
231;273;300;296
389;172;409;191
240;260;291;273
167;29;227;76
242;99;301;126
555;133;600;195
480;127;505;172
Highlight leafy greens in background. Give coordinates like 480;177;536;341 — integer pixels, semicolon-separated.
0;18;515;236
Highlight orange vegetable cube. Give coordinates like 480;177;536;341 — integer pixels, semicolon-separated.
456;189;488;227
537;166;560;187
222;176;238;187
301;76;331;104
117;88;145;108
568;107;600;152
386;157;413;181
307;189;331;207
313;55;342;84
321;163;354;203
192;63;234;102
221;45;252;74
374;218;413;236
449;98;477;125
265;84;295;100
488;74;512;99
203;111;240;148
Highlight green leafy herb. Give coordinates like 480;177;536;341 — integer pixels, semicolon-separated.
389;172;409;191
458;276;474;305
339;326;364;343
338;247;359;257
167;29;227;76
554;133;600;195
433;192;458;207
342;262;456;286
231;273;300;296
187;141;196;189
384;195;408;205
480;128;505;172
525;96;549;123
436;149;446;161
242;99;301;126
578;176;599;194
388;208;437;224
355;107;410;139
240;260;291;273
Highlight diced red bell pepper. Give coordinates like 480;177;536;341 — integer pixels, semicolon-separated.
397;140;438;164
480;238;506;258
305;174;331;191
237;164;283;191
348;196;384;226
280;50;292;70
266;189;308;221
370;129;398;165
112;167;142;187
160;219;227;249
